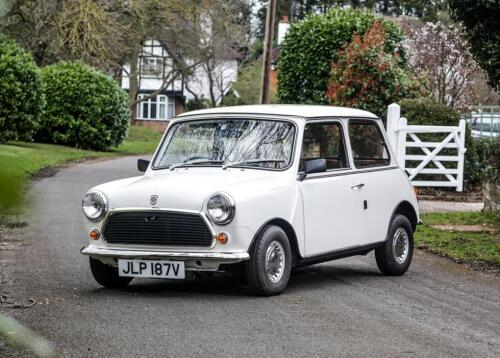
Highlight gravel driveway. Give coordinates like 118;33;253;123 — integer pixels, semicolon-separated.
1;156;499;357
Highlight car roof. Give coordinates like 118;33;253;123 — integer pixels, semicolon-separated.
178;104;379;120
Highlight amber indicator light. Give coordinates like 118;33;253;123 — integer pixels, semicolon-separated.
217;233;228;244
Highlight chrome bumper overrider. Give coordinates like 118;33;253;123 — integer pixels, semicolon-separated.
80;246;250;261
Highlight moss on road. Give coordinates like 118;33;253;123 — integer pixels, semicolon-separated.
415;211;500;272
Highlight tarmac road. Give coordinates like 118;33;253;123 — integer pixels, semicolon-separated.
1;156;499;357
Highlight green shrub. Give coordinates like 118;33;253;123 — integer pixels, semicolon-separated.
327;22;424;117
0;36;44;142
465;138;500;186
400;98;461;126
277;8;406;104
37;61;129;151
186;97;210;111
220;89;245;107
222;59;277;106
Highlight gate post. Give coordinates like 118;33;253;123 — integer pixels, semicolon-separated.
386;103;400;155
396;117;407;169
456;119;467;192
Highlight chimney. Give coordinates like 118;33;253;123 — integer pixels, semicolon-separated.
277;16;290;46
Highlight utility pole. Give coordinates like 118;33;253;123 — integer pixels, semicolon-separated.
260;0;277;104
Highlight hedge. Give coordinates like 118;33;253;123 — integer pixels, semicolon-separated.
0;36;44;142
37;61;130;151
277;8;406;105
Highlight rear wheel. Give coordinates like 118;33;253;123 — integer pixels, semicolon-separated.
89;257;133;288
375;215;414;276
246;225;292;296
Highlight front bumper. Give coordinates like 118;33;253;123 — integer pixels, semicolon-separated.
81;246;249;261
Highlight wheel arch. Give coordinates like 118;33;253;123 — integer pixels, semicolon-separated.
249;218;302;263
391;200;418;234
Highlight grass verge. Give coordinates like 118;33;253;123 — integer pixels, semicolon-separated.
415;211;500;272
0;125;162;215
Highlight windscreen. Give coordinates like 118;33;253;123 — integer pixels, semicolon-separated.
153;119;296;169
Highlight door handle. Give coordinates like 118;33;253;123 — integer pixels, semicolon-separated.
350;183;365;190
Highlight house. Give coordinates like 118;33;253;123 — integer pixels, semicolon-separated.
121;39;238;131
270;17;291;93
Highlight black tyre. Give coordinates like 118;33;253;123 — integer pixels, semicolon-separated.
246;225;292;296
89;257;133;288
375;214;414;276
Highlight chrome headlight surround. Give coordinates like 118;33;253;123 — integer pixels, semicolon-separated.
205;192;235;225
82;191;108;222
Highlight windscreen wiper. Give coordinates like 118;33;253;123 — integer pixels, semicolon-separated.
222;159;285;170
169;159;224;170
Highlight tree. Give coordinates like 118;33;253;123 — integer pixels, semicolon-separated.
184;0;251;107
221;59;277;106
0;1;207;113
448;0;500;90
326;22;424;116
256;0;446;37
277;8;407;104
406;21;481;110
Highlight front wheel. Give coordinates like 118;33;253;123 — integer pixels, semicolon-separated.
246;225;292;296
89;257;133;288
375;215;414;276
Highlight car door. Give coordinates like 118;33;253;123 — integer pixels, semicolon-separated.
298;120;366;256
347;119;396;245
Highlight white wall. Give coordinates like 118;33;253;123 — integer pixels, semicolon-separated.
121;41;238;105
277;22;290;45
184;60;239;104
121;65;183;92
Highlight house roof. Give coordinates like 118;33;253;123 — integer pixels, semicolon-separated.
178;104;378;119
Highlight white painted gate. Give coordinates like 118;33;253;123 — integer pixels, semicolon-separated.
385;103;467;192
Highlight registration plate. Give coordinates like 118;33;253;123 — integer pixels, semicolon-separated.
118;259;185;279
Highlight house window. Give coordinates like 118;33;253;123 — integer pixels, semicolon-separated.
140;57;164;77
136;95;175;120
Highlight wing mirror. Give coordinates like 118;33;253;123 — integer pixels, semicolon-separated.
137;159;150;172
299;158;327;181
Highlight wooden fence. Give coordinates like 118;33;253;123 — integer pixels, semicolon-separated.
386;103;467;192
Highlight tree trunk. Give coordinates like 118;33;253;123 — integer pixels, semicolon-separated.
206;62;217;108
129;52;139;121
483;181;500;214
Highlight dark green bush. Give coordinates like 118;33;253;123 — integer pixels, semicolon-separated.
465;138;500;186
186;97;210;111
277;8;406;104
0;36;44;142
400;98;461;126
37;61;129;151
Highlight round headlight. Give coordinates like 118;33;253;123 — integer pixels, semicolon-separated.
206;193;235;225
82;191;107;221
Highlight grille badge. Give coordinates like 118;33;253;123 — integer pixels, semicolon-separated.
150;195;158;206
144;215;159;223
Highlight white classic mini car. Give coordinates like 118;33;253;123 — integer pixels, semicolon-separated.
81;105;419;296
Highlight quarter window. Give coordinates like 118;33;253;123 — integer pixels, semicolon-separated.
300;122;348;171
348;121;390;168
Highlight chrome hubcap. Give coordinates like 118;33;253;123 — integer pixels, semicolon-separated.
265;241;285;283
392;227;409;264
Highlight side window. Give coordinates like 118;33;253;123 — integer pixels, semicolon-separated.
348;121;390;168
300;122;348;171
